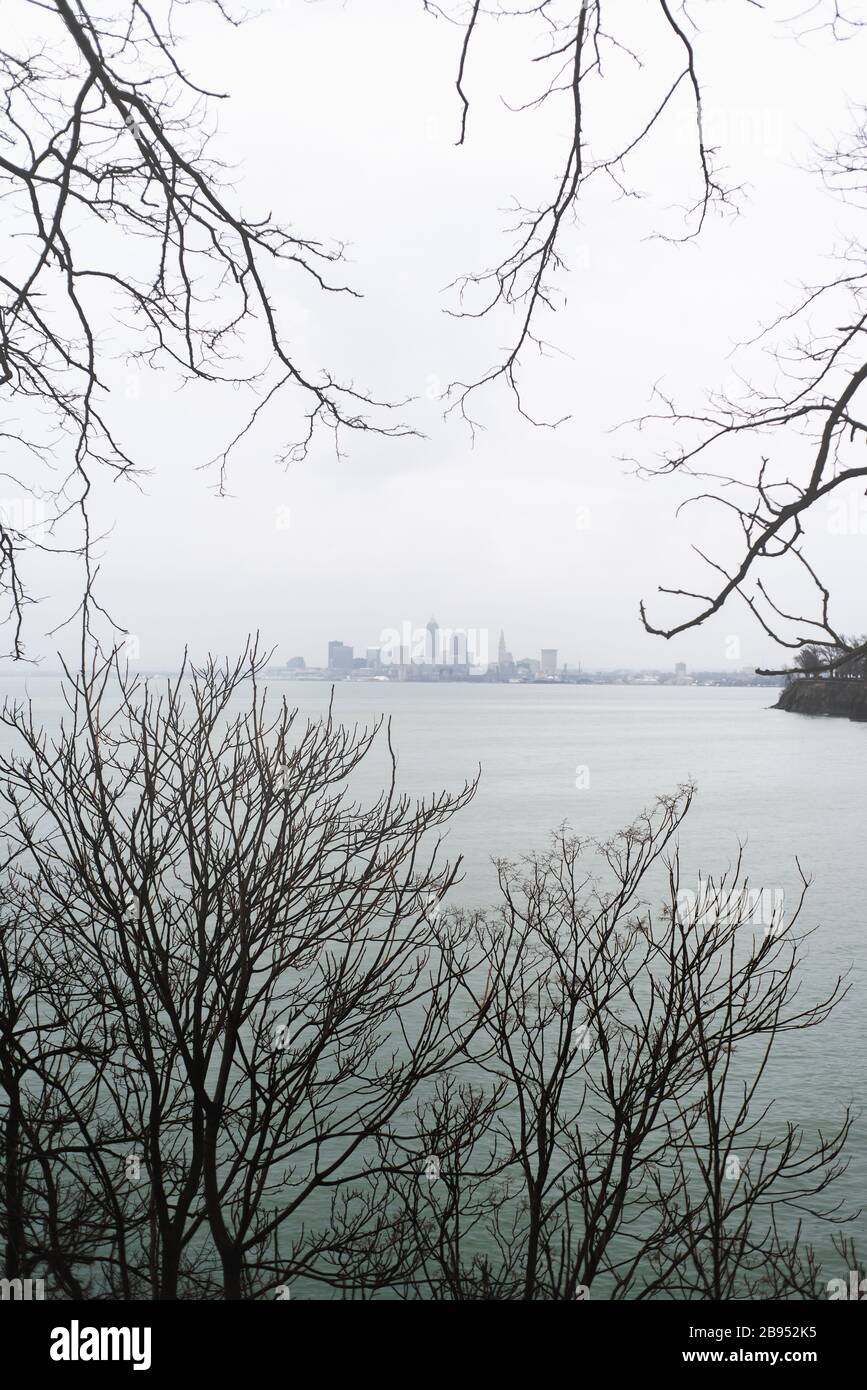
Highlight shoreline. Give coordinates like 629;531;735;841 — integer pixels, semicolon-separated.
775;678;867;722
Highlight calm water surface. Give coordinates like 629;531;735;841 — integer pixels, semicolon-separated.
3;677;864;1286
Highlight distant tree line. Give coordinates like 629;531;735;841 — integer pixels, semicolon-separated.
792;640;867;680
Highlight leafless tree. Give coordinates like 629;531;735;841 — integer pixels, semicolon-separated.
424;4;867;678
335;789;856;1299
0;1;409;659
635;93;867;676
425;1;865;432
0;888;140;1297
1;674;857;1299
0;637;489;1298
425;0;737;429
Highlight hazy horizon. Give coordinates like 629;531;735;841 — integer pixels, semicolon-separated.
4;0;866;672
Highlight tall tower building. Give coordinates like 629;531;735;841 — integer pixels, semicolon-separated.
426;616;440;665
497;629;516;678
541;648;557;676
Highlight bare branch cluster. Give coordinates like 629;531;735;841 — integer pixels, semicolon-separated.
2;677;853;1300
0;1;408;658
0;640;478;1296
635;109;867;675
428;0;740;430
326;789;856;1298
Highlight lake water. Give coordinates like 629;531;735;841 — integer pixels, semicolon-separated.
2;676;864;1288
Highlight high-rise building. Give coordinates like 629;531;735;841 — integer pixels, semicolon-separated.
675;661;687;676
327;640;353;673
497;629;516;676
426;616;440;665
541;648;557;675
365;647;381;668
451;631;468;666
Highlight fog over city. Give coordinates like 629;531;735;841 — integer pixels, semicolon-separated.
5;0;865;671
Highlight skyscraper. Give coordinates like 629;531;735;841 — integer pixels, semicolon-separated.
426;616;440;665
541;648;557;676
497;629;515;677
327;640;353;673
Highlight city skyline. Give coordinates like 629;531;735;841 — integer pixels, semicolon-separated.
267;620;781;686
3;5;854;673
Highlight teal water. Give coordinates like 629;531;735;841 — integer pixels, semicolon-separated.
2;677;864;1291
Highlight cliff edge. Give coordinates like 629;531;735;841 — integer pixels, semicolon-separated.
775;677;867;722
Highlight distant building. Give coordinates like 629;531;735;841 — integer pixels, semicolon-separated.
675;661;687;676
541;648;557;676
426;616;440;665
285;656;305;670
497;629;515;676
365;647;381;668
327;640;353;673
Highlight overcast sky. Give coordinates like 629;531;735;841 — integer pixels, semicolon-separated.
13;0;867;671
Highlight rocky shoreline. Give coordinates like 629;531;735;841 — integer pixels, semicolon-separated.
774;677;867;722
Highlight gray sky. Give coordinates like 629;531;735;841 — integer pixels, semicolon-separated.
19;0;867;670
